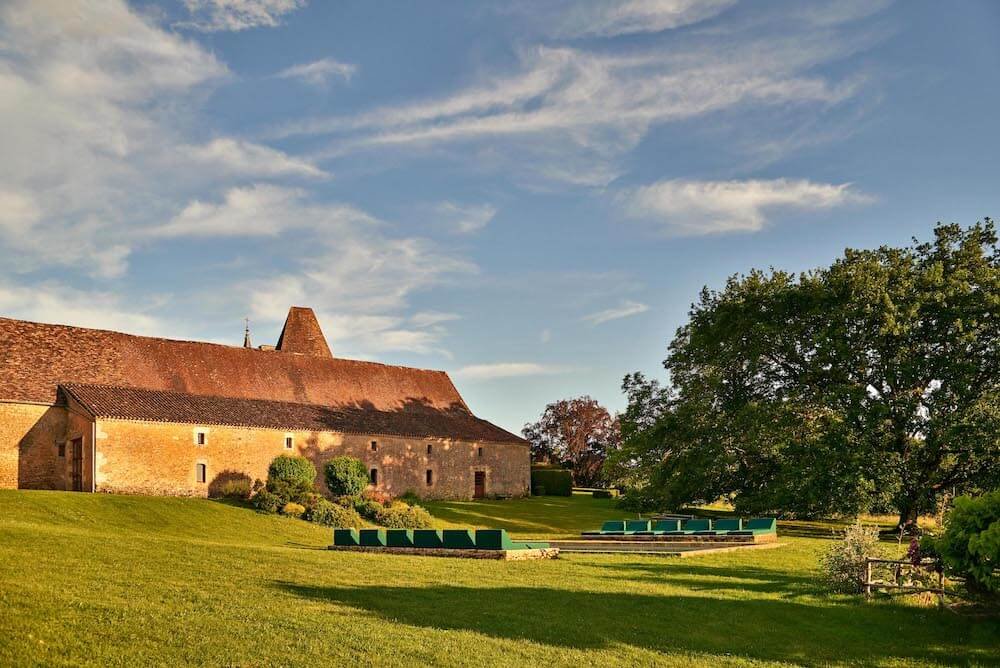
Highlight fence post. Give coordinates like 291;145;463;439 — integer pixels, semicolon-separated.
863;558;872;598
937;569;944;608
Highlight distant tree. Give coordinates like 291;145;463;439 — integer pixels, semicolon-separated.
625;221;1000;530
522;396;620;487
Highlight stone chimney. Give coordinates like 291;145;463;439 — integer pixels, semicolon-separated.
275;307;332;358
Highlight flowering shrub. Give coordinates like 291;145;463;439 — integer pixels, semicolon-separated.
306;498;363;528
374;502;434;528
281;502;306;518
821;521;884;594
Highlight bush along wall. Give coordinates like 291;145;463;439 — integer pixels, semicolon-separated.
531;467;573;496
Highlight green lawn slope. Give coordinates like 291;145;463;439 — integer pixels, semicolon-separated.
1;490;997;667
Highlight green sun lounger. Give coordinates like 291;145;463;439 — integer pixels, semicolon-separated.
359;528;387;547
475;529;549;551
624;519;652;534
442;529;477;549
710;519;742;534
386;529;415;547
333;528;360;546
582;520;627;535
413;529;444;548
636;519;683;535
681;519;712;533
729;518;777;535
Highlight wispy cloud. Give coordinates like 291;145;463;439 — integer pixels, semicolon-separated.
0;282;166;336
582;300;649;325
539;0;736;38
275;57;357;87
184;138;327;178
180;0;306;32
434;201;497;234
620;178;871;235
452;363;569;380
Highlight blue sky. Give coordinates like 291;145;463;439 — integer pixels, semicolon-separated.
1;1;998;433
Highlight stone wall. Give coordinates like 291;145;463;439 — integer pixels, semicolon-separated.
93;419;530;499
0;401;67;489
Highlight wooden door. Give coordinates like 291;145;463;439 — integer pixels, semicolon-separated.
474;471;485;499
71;438;83;492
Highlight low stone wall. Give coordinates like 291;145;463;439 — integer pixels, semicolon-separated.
327;545;559;560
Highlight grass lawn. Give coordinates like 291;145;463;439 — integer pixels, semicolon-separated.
1;491;998;666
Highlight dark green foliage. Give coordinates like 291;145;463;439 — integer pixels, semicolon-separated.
592;489;619;499
530;468;572;496
532;485;546;496
266;455;316;504
252;489;281;514
353;499;384;522
933;491;1000;594
323;457;369;498
522;396;619;487
305;498;363;528
618;222;1000;528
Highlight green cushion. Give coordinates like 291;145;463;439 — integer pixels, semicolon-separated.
599;520;626;533
413;529;444;548
386;529;415;547
475;529;513;550
651;519;682;533
625;520;651;533
682;519;711;532
359;529;387;547
713;519;742;532
333;528;360;546
745;518;777;532
442;529;477;549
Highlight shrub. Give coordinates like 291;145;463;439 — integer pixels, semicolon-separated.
305;499;364;528
323;457;369;498
375;502;434;528
532;485;546;496
266;455;316;504
821;521;884;594
362;488;393;505
398;490;422;505
933;490;1000;595
281;502;306;518
252;489;282;514
212;477;251;500
593;489;620;499
530;467;572;496
354;499;385;522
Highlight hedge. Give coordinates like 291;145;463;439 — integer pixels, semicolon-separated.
530;467;572;496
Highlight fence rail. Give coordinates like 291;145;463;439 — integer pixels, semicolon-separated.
863;557;946;605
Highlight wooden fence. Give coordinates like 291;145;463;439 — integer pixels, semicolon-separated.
863;557;947;605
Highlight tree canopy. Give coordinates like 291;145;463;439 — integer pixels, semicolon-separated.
522;396;620;487
611;222;1000;529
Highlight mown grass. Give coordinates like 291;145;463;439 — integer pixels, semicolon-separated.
1;490;997;667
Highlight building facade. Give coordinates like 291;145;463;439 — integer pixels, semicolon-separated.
0;307;529;499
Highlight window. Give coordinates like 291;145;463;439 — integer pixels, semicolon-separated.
369;468;378;485
426;469;433;486
370;440;378;451
58;442;66;458
478;447;484;458
196;463;207;484
426;443;433;455
194;429;207;446
284;435;294;450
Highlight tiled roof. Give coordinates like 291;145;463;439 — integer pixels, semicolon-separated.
61;383;525;443
0;316;467;411
276;307;332;358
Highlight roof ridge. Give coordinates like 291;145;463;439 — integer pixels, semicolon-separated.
0;315;452;376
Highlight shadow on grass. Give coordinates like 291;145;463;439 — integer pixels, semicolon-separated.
589;562;826;596
274;581;999;665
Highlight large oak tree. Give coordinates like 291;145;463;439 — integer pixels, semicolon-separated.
618;222;1000;529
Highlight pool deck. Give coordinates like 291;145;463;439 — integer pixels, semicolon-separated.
549;537;784;557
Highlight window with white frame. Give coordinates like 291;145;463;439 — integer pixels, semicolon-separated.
196;463;207;484
284;434;294;450
194;428;208;446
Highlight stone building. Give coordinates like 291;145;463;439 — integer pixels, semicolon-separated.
0;307;529;499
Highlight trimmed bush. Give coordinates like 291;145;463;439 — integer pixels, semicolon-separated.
266;455;316;504
252;489;282;514
354;499;384;522
592;489;620;499
375;502;434;529
307;498;364;528
530;467;572;496
821;521;884;594
281;502;305;518
208;471;252;499
933;490;1000;595
323;457;369;498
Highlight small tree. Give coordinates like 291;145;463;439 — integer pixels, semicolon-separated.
324;456;369;497
266;454;316;504
522;396;620;487
933;490;1000;595
821;521;884;594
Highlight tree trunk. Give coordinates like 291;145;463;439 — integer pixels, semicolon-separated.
897;501;919;535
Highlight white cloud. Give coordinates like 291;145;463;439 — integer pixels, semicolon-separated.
0;282;164;336
275;58;357;87
151;185;375;238
621;178;870;235
410;311;462;328
181;0;306;32
545;0;736;38
582;300;650;325
452;363;568;380
540;328;552;343
184;138;327;178
434;201;498;234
